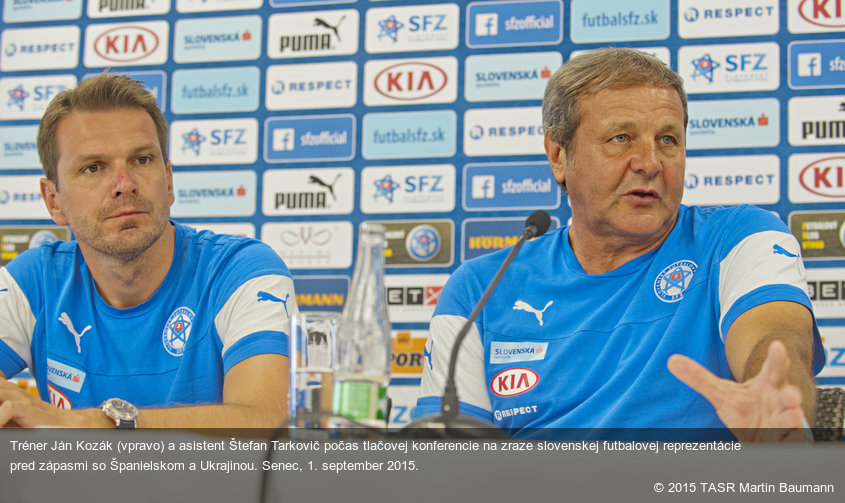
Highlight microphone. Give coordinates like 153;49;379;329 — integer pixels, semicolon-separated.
524;209;552;240
402;210;552;437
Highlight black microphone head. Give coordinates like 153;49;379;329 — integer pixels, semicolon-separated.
525;210;552;238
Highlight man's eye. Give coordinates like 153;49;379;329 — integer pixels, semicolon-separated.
613;134;627;143
661;135;677;144
137;156;151;164
83;164;100;174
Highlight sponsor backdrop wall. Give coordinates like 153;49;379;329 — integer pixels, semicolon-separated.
1;0;844;427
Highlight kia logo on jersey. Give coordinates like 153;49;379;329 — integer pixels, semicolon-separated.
94;26;160;62
490;367;538;397
48;383;72;410
374;61;447;101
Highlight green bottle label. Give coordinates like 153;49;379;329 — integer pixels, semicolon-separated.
332;381;387;422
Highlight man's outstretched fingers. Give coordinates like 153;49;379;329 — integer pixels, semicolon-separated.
668;354;730;409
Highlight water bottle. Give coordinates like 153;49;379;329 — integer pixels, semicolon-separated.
332;222;392;428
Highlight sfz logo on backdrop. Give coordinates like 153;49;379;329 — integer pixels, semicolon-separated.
681;42;779;93
365;3;460;52
170;118;258;165
361;164;455;214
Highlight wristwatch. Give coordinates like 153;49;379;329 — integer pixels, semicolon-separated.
100;398;138;429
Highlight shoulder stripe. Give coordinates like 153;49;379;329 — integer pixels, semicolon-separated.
0;267;36;371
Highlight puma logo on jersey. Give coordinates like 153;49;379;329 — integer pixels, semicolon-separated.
772;244;798;258
257;291;290;317
58;312;91;353
423;339;433;370
513;300;553;327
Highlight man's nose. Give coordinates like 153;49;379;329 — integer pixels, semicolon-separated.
111;164;138;197
630;141;662;176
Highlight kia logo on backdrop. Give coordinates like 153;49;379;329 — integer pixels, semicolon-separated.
94;26;159;62
364;57;457;106
375;62;447;100
788;0;845;33
797;0;845;28
85;21;169;67
788;153;845;203
800;156;845;198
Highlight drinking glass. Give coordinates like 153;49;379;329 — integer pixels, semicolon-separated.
289;311;338;429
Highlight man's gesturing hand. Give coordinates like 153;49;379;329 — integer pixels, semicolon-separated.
668;341;809;442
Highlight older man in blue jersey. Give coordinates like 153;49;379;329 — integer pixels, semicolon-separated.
414;48;824;441
0;74;295;428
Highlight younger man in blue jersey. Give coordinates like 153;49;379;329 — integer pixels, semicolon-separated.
0;74;296;428
414;48;824;441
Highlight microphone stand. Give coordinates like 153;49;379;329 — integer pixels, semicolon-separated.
402;211;550;437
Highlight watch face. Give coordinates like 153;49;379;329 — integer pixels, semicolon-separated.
108;399;137;421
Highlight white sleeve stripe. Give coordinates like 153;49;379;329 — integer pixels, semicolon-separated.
214;274;297;356
419;314;491;413
718;231;809;340
0;268;35;369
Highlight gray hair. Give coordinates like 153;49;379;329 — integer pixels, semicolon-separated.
542;47;688;155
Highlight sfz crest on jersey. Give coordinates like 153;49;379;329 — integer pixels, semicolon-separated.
654;260;698;303
162;307;195;356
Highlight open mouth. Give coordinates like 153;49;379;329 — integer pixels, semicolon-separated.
626;190;659;202
628;190;658;199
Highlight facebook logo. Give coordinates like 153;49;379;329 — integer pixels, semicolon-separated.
789;41;845;90
475;13;498;36
472;175;495;199
273;128;295;151
797;53;822;77
265;114;355;162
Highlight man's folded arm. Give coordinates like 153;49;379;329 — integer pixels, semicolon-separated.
0;354;288;428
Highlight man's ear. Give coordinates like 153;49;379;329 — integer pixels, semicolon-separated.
165;160;174;206
40;177;68;226
544;131;567;186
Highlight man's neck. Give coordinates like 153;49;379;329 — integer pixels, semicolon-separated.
83;224;176;309
568;225;670;275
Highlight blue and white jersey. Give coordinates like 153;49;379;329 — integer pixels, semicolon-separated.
0;222;296;410
414;205;825;435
